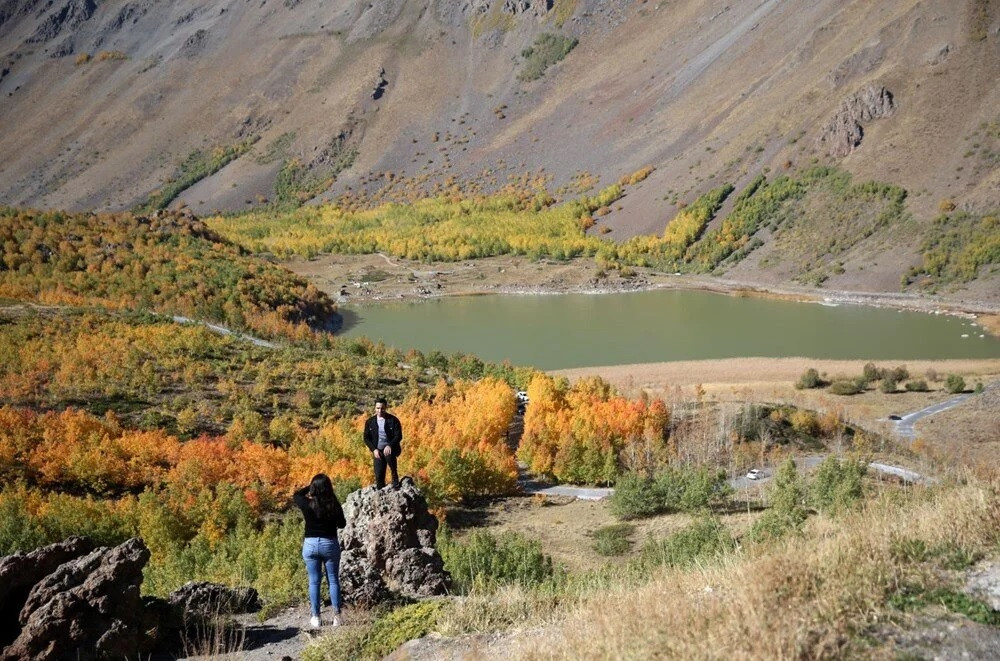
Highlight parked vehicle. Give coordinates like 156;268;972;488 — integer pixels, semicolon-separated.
746;469;762;480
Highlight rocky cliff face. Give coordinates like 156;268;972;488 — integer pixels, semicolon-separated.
816;84;897;157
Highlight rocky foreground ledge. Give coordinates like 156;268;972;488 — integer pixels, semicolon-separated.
0;536;261;660
0;479;448;660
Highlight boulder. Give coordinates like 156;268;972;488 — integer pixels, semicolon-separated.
340;477;450;605
0;536;93;649
2;538;152;661
167;581;261;617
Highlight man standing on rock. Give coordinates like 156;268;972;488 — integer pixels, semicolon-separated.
363;397;402;489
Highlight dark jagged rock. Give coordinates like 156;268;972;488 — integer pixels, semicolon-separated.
503;0;553;17
816;84;895;157
0;0;44;33
26;0;96;44
2;538;152;661
180;28;209;58
372;67;388;100
167;581;261;617
340;477;450;605
0;536;93;649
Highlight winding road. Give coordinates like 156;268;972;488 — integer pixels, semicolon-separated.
890;389;990;439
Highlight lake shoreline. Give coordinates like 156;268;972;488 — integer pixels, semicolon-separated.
286;253;1000;336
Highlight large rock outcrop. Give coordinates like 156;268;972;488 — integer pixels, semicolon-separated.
0;536;94;649
2;538;153;661
167;580;261;617
340;477;450;605
816;84;896;157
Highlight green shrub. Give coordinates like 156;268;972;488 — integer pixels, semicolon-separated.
945;374;966;394
592;523;635;556
0;491;47;555
747;459;807;542
610;466;732;520
879;378;897;394
904;379;929;392
809;456;866;514
795;367;825;389
829;380;863;396
638;517;735;569
609;473;661;519
438;529;557;593
518;33;578;82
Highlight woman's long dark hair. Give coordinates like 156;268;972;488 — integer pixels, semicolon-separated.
308;474;339;520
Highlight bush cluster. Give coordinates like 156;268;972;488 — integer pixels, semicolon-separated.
592;523;635;556
610;466;732;520
637;517;735;569
437;529;558;593
0;208;335;342
518;33;579;82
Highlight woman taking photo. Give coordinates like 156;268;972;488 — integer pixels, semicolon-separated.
294;474;347;628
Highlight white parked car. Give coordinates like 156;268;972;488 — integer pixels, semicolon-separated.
746;469;762;480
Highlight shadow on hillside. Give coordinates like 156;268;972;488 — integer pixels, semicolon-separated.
321;307;359;334
445;498;509;531
241;624;301;653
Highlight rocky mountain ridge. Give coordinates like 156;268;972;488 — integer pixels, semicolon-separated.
0;0;997;298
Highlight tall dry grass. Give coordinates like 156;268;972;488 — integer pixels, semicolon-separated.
437;479;998;659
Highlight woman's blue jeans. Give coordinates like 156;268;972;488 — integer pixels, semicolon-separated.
302;536;342;616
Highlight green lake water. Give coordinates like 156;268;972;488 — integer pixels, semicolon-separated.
339;290;1000;370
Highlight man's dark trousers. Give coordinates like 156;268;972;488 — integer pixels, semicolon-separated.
374;450;399;489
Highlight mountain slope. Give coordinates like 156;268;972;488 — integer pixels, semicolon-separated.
1;0;997;298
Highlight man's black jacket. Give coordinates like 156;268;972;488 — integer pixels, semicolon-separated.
363;413;403;456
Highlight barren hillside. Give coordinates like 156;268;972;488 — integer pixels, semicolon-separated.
1;0;997;299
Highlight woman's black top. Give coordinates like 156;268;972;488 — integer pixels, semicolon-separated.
293;487;346;539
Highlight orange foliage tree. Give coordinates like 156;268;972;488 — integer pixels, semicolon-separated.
518;374;671;484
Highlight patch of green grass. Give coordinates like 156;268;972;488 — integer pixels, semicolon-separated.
302;601;446;661
471;4;516;39
137;138;258;212
254;132;296;165
889;585;1000;626
552;0;579;27
518;33;579;82
890;537;983;570
638;516;736;569
592;523;634;556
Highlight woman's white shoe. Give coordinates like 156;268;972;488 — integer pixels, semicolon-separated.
309;615;321;629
